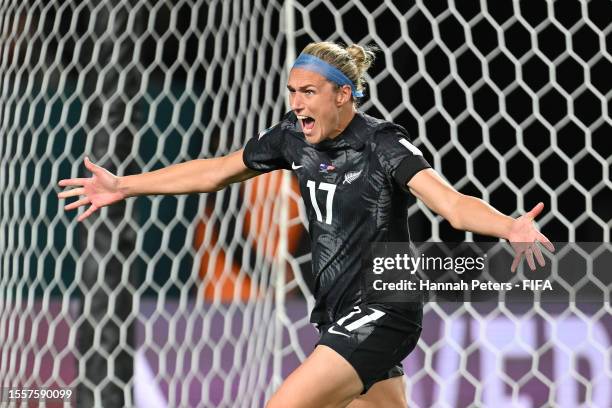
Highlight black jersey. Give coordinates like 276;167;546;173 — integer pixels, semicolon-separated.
243;111;431;325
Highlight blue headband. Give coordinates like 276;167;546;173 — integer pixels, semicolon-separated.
292;53;364;98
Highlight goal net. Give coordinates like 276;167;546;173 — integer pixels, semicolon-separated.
1;0;610;407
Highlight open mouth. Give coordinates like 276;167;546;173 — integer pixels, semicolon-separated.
298;116;316;133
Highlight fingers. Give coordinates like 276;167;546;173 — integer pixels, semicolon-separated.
84;156;97;172
534;244;546;267
537;232;555;252
511;253;521;273
64;197;90;211
527;202;545;219
58;178;89;187
58;157;99;222
77;204;98;222
57;187;84;199
84;156;106;178
525;248;536;270
511;240;550;273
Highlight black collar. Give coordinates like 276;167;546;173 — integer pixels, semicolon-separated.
311;112;367;151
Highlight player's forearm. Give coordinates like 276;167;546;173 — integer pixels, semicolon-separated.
118;158;222;198
451;194;514;239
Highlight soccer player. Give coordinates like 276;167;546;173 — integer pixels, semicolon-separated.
58;42;554;407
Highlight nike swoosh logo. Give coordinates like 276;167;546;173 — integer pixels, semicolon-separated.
327;325;350;337
291;162;303;170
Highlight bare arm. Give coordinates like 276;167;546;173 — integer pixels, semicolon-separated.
407;168;554;270
407;169;514;238
58;149;260;221
119;149;259;197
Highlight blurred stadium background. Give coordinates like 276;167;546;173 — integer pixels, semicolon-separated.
1;0;611;407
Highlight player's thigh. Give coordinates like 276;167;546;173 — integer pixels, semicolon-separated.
346;376;407;408
265;345;363;408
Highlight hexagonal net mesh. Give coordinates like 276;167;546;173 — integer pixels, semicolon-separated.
0;0;611;407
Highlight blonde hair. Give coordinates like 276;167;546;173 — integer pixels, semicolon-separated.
300;42;377;98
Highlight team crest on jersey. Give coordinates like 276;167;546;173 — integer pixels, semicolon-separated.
319;163;336;173
343;170;362;184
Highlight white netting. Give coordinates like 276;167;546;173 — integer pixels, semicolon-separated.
0;0;611;407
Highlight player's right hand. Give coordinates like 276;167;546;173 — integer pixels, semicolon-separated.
57;157;125;222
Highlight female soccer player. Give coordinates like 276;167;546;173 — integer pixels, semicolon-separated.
58;42;554;408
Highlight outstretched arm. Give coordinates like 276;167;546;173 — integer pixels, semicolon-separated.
407;168;554;271
117;149;258;196
57;149;259;222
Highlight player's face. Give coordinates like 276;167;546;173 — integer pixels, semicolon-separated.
287;68;352;144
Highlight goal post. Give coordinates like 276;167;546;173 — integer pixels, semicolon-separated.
1;0;611;407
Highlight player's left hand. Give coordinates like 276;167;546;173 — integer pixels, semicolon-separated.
506;202;555;272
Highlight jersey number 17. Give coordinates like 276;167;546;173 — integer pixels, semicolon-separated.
306;180;336;225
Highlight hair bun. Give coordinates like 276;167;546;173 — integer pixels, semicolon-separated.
299;42;377;102
346;44;376;76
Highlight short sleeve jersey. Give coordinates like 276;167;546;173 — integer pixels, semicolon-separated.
243;111;431;325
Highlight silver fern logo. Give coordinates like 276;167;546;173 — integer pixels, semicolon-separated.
343;170;362;184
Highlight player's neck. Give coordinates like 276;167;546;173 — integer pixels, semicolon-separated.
328;107;356;140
